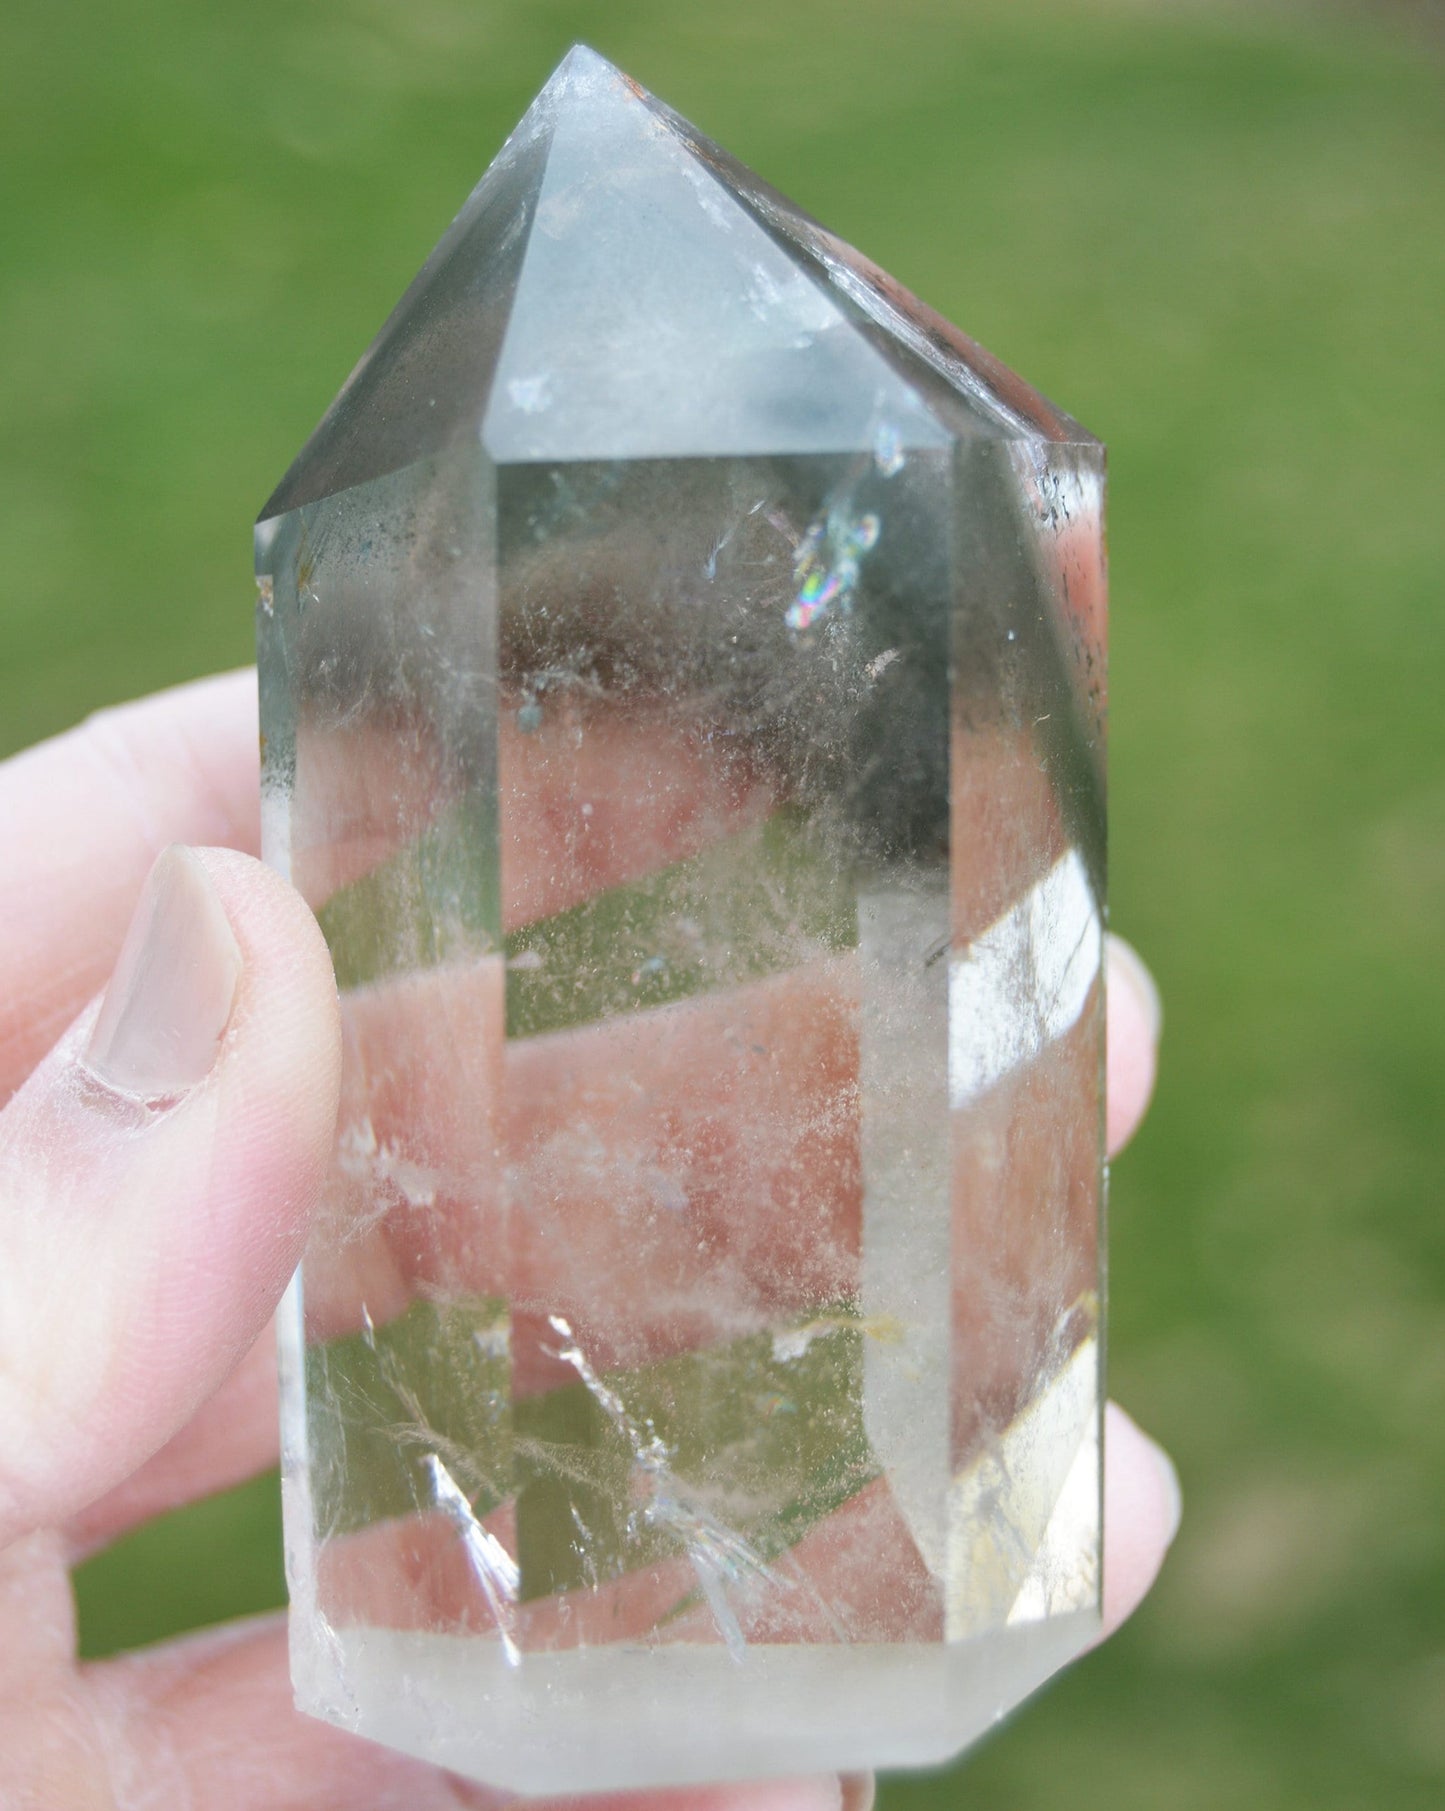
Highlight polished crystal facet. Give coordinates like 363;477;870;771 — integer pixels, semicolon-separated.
256;46;1106;1795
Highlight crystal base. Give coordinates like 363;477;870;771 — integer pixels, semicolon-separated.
297;1616;1097;1793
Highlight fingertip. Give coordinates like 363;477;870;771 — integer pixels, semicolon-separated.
1101;1401;1182;1639
156;844;342;1337
1108;934;1162;1042
0;847;340;1541
840;1774;876;1811
1105;933;1161;1156
193;844;341;1155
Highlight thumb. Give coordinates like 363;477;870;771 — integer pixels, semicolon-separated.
0;845;340;1546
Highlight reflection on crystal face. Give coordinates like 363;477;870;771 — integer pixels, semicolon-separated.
259;43;1106;1796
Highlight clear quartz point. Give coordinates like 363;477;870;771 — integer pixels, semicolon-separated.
256;44;1107;1795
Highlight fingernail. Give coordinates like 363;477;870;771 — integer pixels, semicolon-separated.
84;847;242;1099
1107;933;1163;1042
840;1775;876;1811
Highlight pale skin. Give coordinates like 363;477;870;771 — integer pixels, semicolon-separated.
0;670;1178;1810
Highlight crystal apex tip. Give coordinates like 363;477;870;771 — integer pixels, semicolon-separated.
546;43;638;102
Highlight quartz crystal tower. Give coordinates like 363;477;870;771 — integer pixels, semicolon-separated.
257;47;1107;1794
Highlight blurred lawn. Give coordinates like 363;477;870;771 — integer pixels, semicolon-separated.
4;0;1443;1805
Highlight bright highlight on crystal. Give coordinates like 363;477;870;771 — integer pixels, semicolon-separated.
256;44;1107;1795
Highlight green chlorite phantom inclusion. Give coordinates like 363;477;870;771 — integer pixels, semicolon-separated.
257;46;1107;1795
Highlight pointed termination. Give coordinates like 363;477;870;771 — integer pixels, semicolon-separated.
262;47;1091;522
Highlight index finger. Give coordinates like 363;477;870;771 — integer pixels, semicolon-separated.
0;669;261;1100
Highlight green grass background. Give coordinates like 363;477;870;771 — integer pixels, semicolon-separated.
4;0;1442;1804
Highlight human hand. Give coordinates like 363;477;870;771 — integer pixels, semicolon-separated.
0;670;1177;1807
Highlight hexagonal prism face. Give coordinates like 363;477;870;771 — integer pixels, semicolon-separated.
257;46;1106;1795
